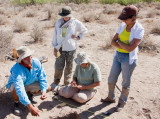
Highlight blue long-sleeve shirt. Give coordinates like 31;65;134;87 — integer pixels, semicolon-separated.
6;58;48;106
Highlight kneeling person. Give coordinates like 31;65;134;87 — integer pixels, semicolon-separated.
6;46;51;116
53;52;101;103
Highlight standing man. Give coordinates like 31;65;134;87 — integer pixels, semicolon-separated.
6;46;51;116
52;6;88;85
101;5;144;111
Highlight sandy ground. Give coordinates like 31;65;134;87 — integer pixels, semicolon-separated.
0;1;160;119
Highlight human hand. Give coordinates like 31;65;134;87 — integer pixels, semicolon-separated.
72;35;78;40
77;85;85;90
71;80;77;87
53;48;57;57
40;92;47;100
27;104;40;116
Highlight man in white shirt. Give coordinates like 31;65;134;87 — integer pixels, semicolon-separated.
52;6;88;85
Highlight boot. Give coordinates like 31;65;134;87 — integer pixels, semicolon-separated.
13;102;22;116
27;92;37;104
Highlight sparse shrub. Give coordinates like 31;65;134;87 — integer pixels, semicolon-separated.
99;0;160;5
151;23;160;35
13;19;27;33
30;24;45;43
0;9;5;14
0;30;13;61
139;36;159;52
10;0;54;6
146;11;155;18
98;14;109;24
104;32;113;49
0;15;6;25
25;10;35;17
58;0;91;4
83;11;96;22
103;8;117;14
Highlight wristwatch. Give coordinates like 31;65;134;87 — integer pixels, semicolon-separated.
115;39;120;43
76;36;80;40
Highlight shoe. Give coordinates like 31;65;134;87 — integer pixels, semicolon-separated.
116;103;124;112
27;92;37;104
13;102;22;116
101;97;115;103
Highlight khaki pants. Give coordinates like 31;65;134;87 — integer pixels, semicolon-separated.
58;85;97;103
10;82;41;93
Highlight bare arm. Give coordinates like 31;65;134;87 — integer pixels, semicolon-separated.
111;33;122;49
117;38;141;52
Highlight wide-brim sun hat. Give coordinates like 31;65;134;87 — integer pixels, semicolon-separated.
74;52;90;65
16;46;34;63
58;6;73;17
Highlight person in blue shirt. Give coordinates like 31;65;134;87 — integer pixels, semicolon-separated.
6;46;51;116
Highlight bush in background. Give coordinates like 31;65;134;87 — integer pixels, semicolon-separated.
151;24;160;35
57;0;91;4
10;0;55;5
30;24;45;43
0;30;13;61
139;36;159;52
13;19;27;33
99;0;160;5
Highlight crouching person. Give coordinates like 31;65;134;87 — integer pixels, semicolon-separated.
52;52;101;103
6;46;51;116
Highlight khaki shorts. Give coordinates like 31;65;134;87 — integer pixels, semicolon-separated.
10;82;41;93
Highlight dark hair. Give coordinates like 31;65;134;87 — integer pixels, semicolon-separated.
128;14;137;19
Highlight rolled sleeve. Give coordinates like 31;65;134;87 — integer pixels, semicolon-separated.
76;20;88;39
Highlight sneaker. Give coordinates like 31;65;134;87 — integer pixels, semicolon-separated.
116;103;124;112
27;92;37;104
101;97;115;103
13;102;22;116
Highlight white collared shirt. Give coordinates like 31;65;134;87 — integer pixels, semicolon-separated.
116;21;144;64
52;18;88;51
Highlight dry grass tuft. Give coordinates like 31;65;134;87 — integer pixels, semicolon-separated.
0;15;7;25
139;36;159;52
0;30;13;61
150;23;160;35
0;8;5;14
25;10;35;17
97;14;110;24
146;11;155;18
100;31;114;50
103;8;117;14
83;11;96;22
30;24;45;43
13;19;27;33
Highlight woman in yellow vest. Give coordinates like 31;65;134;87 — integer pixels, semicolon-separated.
101;5;144;111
